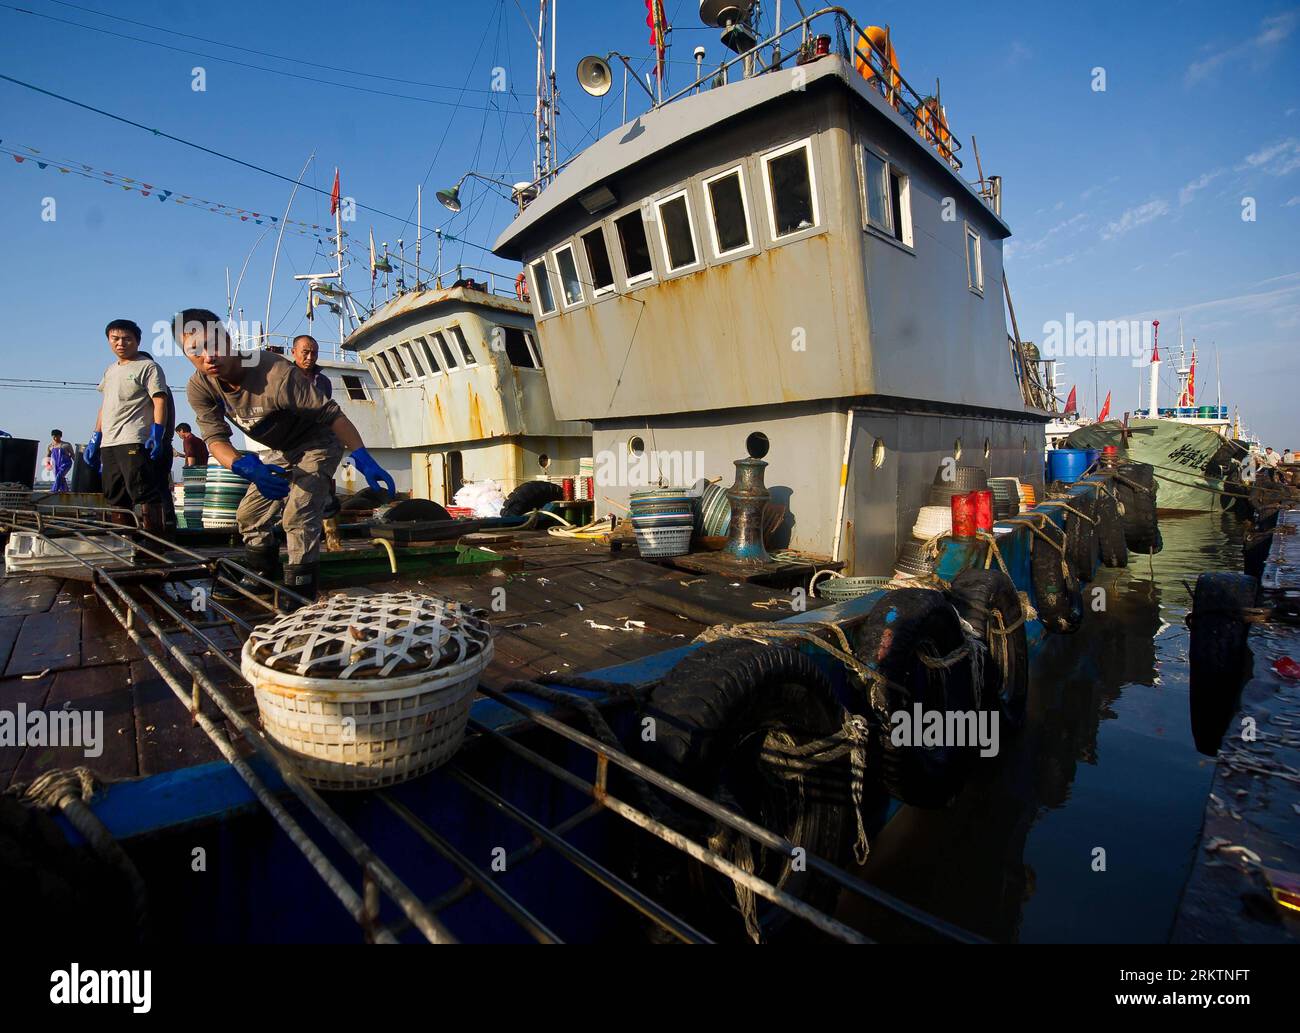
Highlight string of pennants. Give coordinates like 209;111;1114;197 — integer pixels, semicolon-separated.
0;139;347;243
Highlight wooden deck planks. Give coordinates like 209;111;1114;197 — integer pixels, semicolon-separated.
129;659;223;776
7;664;138;785
0;576;61;617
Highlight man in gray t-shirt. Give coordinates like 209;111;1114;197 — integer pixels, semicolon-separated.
83;318;176;529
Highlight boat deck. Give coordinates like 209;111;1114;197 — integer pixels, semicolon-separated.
0;532;818;790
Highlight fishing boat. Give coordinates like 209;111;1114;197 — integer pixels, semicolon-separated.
491;2;1047;573
1065;323;1248;512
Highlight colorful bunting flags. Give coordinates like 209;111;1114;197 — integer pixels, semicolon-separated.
0;139;338;243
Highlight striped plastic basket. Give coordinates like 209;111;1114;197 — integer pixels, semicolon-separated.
202;458;249;529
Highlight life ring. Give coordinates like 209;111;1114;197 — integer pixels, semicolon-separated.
914;97;955;163
514;272;529;302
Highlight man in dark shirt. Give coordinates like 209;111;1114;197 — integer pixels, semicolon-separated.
175;423;209;466
176;308;393;605
292;335;332;398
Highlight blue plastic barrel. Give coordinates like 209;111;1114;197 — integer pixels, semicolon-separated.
1047;448;1090;484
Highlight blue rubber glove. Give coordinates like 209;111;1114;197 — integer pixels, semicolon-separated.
351;447;395;500
83;431;102;471
231;454;291;501
145;422;166;460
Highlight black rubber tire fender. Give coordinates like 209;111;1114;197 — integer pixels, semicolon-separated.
1188;572;1258;756
641;640;855;939
1095;487;1129;567
1062;489;1101;582
947;569;1029;729
850;589;979;808
1030;523;1084;634
501;479;565;517
1115;461;1161;553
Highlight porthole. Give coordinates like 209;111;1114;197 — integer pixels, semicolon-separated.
628;436;646;457
1022;437;1029;455
953;438;963;461
872;438;886;468
984;438;991;460
538;453;551;470
746;431;770;459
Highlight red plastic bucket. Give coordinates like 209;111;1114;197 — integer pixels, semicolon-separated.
950;492;976;538
972;489;994;533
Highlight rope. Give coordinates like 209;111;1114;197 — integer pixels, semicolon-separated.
1037;499;1097;524
7;767;149;943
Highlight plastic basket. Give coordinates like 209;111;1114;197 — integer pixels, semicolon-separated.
633;523;693;558
240;592;494;790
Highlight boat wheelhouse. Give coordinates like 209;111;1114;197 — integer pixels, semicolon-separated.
336;282;591;505
494;7;1046;572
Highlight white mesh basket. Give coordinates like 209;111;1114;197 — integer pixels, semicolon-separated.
633;523;693;558
240;592;494;790
911;505;953;541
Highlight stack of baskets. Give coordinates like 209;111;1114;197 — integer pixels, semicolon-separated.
181;464;207;529
987;477;1022;520
629;488;695;558
696;481;731;537
894;539;935;581
911;504;952;541
202;457;249;529
927;464;989;505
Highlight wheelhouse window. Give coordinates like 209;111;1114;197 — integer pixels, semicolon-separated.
403;341;426;378
762;139;818;239
862;145;912;246
390;347;412;382
417;336;442;374
375;351;397;386
655;190;699;272
341;374;370;401
369;356;390;387
500;325;542;369
553;243;584;306
431;330;459;370
615;209;654;286
529;257;556;314
965;224;983;294
446;324;477;367
704;167;752;257
582;227;616;297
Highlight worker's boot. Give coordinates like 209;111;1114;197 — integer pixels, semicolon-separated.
281;562;320;612
212;545;282;603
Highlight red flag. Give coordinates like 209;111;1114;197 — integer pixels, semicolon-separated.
1098;391;1112;423
1187;352;1196;406
1064;385;1077;414
645;0;667;82
329;168;340;217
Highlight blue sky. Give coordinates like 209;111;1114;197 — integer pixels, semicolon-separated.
0;0;1297;447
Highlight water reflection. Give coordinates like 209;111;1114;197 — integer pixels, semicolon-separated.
842;512;1246;942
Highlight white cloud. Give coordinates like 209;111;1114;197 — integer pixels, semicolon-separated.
1007;213;1088;259
1179;170;1223;205
1186;11;1299;86
1286;196;1300;207
1240;138;1300;176
1101;199;1170;240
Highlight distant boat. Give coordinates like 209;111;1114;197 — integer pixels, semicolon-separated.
1065;416;1247;512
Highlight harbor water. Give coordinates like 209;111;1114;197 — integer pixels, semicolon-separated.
844;511;1248;942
